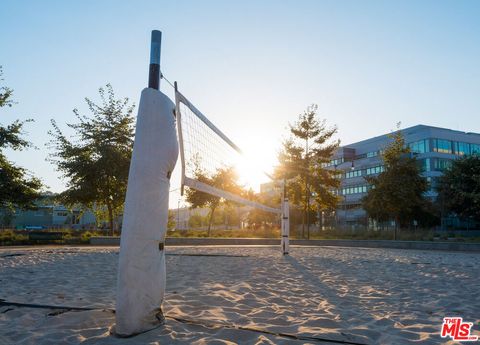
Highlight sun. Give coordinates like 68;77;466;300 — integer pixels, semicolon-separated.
234;151;276;192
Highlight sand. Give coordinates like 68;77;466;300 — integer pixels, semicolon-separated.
0;245;479;344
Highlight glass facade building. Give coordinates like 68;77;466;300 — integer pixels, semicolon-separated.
329;125;480;226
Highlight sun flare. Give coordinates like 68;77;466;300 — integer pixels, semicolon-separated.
234;151;276;192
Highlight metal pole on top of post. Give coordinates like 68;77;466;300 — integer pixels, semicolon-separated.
148;30;162;90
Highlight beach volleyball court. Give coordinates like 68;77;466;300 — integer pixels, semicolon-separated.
0;246;479;344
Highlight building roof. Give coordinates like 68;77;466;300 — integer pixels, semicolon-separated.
341;124;480;149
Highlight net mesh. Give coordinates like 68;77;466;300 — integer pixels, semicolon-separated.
175;88;280;214
178;102;240;183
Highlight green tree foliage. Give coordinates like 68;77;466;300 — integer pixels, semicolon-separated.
437;154;480;223
0;66;42;219
167;210;176;231
188;214;205;228
185;157;243;235
216;204;240;228
362;125;432;233
48;84;135;235
245;187;279;230
0;67;14;108
275;104;340;237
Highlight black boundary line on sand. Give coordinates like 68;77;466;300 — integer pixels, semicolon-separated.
0;253;248;258
0;300;368;345
166;253;248;257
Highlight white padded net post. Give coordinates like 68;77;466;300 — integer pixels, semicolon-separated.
175;86;281;215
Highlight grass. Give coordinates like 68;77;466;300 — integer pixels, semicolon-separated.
0;228;105;246
167;227;281;239
0;229;28;244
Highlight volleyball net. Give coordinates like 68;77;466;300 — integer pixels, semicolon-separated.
174;85;281;214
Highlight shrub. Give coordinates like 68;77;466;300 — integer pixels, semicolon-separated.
0;230;14;243
81;231;93;243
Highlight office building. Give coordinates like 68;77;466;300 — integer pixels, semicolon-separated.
329;125;480;227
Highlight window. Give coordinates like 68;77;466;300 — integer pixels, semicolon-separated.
432;139;452;154
453;142;470;156
351;151;376;160
365;165;384;175
72;214;80;224
329;158;344;166
471;144;480;154
433;158;452;171
427;176;439;192
418;158;430;172
56;211;68;217
345;203;362;210
345;169;362;179
408;139;430;154
341;184;370;195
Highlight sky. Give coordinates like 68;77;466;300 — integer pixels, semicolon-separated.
1;0;480;207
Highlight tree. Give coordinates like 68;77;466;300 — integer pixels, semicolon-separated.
167;210;176;231
0;67;14;108
188;214;204;228
275;104;340;238
48;84;135;235
437;154;480;225
245;187;280;230
362;125;431;237
0;66;42;222
185;157;243;235
218;204;240;229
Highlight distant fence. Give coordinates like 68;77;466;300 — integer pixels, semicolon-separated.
28;231;64;243
434;229;480;237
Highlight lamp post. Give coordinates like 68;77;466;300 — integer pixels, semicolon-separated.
333;163;340;229
345;160;355;230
